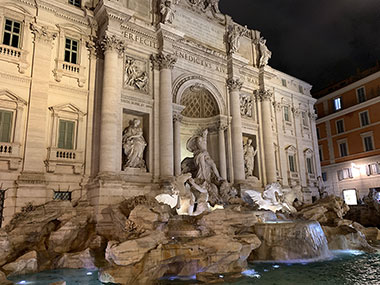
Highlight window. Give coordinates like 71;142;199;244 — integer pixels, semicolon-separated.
299;85;304;94
337;168;353;181
366;163;380;176
316;127;320;139
338;141;348;157
0;110;13;143
306;157;313;174
363;135;374;152
3;19;21;48
333;97;342;111
282;79;287;87
359;111;370;127
288;155;296;172
356;87;366;103
54;191;72;201
68;0;81;7
58;120;75;150
343;189;358;206
336;119;344;134
64;38;79;64
322;172;327;182
284;106;290;122
302;112;309;127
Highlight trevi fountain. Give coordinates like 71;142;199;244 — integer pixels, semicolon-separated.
0;0;379;284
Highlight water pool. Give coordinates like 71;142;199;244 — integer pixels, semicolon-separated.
9;250;380;285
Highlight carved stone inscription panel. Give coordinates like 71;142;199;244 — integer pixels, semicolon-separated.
173;10;225;50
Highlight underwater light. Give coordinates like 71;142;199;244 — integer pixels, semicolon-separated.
242;269;261;278
273;265;280;268
18;281;26;285
219;275;224;278
87;272;93;275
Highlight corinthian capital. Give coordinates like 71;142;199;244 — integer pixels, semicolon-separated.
254;89;273;102
227;78;243;92
30;23;57;45
151;53;177;70
100;35;126;56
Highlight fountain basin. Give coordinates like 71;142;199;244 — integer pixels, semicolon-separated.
250;221;331;262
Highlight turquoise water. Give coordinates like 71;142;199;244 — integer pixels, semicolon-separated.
9;251;380;285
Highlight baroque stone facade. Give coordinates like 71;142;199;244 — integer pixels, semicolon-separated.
0;0;320;226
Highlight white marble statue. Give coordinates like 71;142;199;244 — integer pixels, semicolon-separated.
160;0;179;24
244;139;258;178
259;37;272;67
243;183;298;213
188;178;210;215
203;0;220;13
186;129;222;182
122;119;147;170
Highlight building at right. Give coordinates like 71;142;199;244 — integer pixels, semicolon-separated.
314;64;380;204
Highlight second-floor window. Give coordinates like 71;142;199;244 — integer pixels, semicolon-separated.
282;79;287;87
68;0;81;7
363;135;374;152
0;110;13;143
359;111;370;127
356;87;366;103
333;97;342;111
3;19;21;48
288;155;296;172
58;120;75;150
64;38;79;64
306;157;313;174
284;106;290;122
338;141;348;157
336;119;344;134
316;127;320;139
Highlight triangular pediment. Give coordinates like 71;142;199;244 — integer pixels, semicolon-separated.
0;89;27;105
49;103;86;116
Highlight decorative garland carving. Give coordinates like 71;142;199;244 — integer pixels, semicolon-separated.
30;23;57;45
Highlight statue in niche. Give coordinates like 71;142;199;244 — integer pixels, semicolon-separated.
124;57;148;92
258;37;272;67
187;129;222;182
227;24;248;54
122;118;147;170
244;139;258;178
160;0;180;24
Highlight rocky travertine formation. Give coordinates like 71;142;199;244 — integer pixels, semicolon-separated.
0;194;378;284
296;196;379;251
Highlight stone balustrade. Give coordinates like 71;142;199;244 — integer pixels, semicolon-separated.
0;44;29;73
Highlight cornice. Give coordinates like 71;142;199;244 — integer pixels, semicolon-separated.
27;0;95;29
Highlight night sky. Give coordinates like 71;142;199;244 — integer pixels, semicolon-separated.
219;0;380;92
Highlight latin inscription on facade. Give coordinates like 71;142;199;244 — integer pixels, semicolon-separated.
123;31;159;49
174;50;226;74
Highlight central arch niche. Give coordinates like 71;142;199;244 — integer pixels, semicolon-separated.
180;84;220;118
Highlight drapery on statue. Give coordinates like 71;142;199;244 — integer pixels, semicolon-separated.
122;118;147;170
258;37;272;67
244;139;258;178
160;0;179;24
186;129;222;182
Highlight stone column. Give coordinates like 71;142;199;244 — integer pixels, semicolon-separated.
227;78;245;182
218;123;228;180
98;35;125;174
173;113;183;176
151;53;177;179
257;90;277;184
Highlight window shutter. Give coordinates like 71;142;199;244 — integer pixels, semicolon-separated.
0;111;12;142
66;121;74;149
366;165;371;176
337;170;343;181
58;120;66;149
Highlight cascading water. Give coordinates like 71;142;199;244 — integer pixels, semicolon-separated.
250;221;332;262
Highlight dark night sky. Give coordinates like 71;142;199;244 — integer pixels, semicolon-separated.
219;0;380;92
